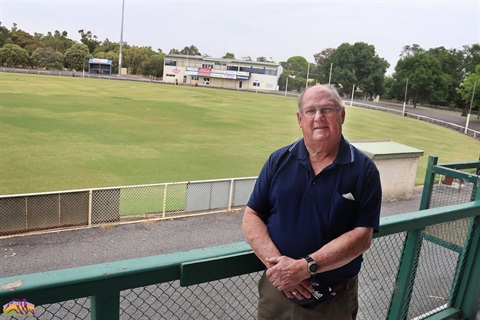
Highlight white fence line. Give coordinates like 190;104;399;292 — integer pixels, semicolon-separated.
351;101;480;139
0;177;257;237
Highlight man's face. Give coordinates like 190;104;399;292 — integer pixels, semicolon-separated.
297;88;345;145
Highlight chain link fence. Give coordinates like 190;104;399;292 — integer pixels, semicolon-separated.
0;178;257;237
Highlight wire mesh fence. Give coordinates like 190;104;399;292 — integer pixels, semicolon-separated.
0;178;257;237
0;227;468;320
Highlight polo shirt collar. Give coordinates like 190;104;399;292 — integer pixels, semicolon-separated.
289;135;355;166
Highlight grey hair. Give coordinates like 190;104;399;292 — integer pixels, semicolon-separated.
297;85;344;112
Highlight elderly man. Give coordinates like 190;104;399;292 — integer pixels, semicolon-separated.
242;85;382;319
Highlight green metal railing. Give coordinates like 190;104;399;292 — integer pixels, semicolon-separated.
1;157;479;319
1;201;478;319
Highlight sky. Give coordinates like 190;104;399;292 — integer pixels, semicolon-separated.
1;0;479;75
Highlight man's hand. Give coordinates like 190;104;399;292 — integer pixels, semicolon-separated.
284;281;314;300
265;256;312;293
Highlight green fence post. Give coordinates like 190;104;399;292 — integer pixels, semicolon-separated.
386;228;423;320
419;155;438;210
452;216;480;319
91;291;120;320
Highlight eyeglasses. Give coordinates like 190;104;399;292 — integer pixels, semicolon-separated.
301;107;340;118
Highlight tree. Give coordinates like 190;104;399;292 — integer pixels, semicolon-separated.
392;52;449;108
278;56;310;91
141;53;164;79
0;22;11;47
0;43;29;67
123;45;154;74
317;42;389;98
313;48;335;68
64;43;91;71
40;30;75;53
399;44;424;58
180;45;200;56
78;29;100;53
456;64;480;117
93;38;119;55
281;56;309;76
256;56;274;63
427;46;464;106
223;52;235;59
31;47;64;69
463;44;480;75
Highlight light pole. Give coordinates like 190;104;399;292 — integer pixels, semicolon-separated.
402;78;409;116
285;75;294;97
305;63;310;89
118;0;125;76
328;63;333;85
465;80;477;134
350;84;355;106
285;76;289;97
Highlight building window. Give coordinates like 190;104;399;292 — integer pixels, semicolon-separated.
253;82;260;87
191;76;199;81
202;64;214;69
264;69;277;76
165;60;177;66
203;77;210;85
166;74;176;77
227;65;239;71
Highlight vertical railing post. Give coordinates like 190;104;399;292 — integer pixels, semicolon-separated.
386;229;423;320
452;216;480;319
88;190;93;227
228;179;234;211
419;155;438;210
90;291;120;320
162;184;168;219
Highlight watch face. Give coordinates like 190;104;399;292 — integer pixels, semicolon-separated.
309;262;318;273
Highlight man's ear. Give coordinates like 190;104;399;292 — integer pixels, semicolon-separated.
297;112;302;127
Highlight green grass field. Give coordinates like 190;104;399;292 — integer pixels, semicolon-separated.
1;72;479;195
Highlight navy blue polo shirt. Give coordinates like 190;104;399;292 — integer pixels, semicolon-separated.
247;136;381;287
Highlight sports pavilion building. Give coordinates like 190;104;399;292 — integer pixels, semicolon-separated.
163;54;283;91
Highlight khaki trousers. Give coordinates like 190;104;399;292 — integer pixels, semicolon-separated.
257;272;358;320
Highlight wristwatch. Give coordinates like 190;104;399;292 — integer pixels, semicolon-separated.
304;255;319;275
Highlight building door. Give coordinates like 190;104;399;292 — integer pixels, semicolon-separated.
239;81;243;89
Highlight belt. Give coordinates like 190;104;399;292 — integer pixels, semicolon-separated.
332;276;357;293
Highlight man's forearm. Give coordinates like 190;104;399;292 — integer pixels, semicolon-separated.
242;206;281;268
310;226;373;273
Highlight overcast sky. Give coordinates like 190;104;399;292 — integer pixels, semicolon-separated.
1;0;479;75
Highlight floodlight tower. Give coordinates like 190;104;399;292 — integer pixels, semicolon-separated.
118;0;125;76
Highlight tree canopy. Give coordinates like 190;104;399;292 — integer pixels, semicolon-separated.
385;44;478;113
316;42;389;99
